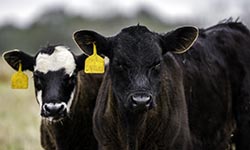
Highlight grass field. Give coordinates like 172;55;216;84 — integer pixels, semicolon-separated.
0;59;43;150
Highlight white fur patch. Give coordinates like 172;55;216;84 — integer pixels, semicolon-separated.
37;90;43;110
66;87;76;113
34;46;76;75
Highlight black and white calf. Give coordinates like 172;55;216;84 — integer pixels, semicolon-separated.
3;45;102;150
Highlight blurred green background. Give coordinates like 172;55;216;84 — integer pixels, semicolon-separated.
0;0;249;149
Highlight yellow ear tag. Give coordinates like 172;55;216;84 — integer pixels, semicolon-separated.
84;43;105;74
11;63;28;89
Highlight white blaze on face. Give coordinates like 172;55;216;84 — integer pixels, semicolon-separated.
34;46;76;75
67;87;76;113
37;90;43;110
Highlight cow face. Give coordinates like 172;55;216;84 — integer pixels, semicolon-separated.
3;45;86;121
108;29;163;112
74;25;198;112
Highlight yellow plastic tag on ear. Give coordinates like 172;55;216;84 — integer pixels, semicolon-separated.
84;43;105;74
11;63;28;89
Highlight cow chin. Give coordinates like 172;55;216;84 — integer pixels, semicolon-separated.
44;116;65;123
41;112;68;123
130;100;155;113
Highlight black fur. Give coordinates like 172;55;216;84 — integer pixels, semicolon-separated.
39;44;63;55
74;22;250;150
177;21;250;150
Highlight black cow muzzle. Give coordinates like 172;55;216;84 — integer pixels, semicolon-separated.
128;92;153;111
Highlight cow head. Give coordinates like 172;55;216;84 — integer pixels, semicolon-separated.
3;45;87;121
74;25;198;113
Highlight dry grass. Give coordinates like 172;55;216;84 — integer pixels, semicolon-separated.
0;59;43;150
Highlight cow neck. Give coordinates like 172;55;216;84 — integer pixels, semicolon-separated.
109;87;148;149
124;110;147;150
68;72;99;123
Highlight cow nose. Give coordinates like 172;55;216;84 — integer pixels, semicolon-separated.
42;103;66;117
130;93;152;108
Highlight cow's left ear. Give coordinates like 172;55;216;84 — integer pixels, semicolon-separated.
2;50;34;71
161;26;199;54
73;30;110;57
75;53;88;71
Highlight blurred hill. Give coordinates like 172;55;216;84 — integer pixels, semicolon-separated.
1;7;249;55
0;8;179;55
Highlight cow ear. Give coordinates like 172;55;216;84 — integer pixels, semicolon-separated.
73;30;110;57
75;53;88;71
2;50;34;71
161;26;199;54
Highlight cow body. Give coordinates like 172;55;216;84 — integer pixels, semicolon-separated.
3;45;102;150
175;22;250;150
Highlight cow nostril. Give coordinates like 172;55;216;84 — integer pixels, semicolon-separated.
43;104;52;113
57;105;65;113
145;98;151;107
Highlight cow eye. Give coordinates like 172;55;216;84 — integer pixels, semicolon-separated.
115;62;128;71
118;64;125;70
64;73;76;85
69;76;76;85
33;74;43;89
63;75;70;81
151;62;161;72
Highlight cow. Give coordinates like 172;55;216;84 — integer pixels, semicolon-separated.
176;20;250;150
3;45;102;150
73;21;250;150
73;25;197;150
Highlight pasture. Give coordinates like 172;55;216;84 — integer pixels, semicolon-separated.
0;59;42;150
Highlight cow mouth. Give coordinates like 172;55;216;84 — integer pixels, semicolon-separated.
42;113;67;123
131;100;154;111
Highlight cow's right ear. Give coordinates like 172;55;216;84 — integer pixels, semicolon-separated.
73;30;110;57
2;50;34;71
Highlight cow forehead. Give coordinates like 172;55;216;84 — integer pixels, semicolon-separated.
114;31;160;53
34;46;76;75
113;37;162;63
